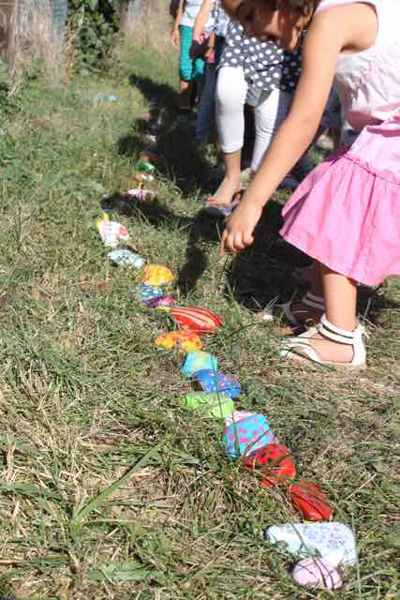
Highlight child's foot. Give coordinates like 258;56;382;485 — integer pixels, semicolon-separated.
280;315;367;369
263;292;324;328
293;331;354;363
205;174;242;207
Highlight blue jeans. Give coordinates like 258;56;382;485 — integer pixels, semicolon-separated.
195;36;225;144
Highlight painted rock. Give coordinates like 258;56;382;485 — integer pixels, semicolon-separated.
169;306;223;334
292;558;342;590
193;370;241;399
96;213;130;248
127;187;153;201
244;444;296;487
223;414;275;459
143;264;174;286
181;392;234;419
265;522;357;567
107;249;145;268
135;160;155;172
155;330;202;352
139;152;158;163
146;295;176;309
225;411;256;427
134;284;164;303
180;351;218;377
149;124;161;134
289;481;332;521
145;134;157;145
134;173;154;183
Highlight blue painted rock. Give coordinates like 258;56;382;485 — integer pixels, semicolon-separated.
180;351;218;377
133;285;163;303
223;414;275;459
193;370;241;399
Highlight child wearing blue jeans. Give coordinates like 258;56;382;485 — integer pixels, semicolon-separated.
190;0;230;143
171;0;207;116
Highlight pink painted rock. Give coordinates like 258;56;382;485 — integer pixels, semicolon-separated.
292;558;342;590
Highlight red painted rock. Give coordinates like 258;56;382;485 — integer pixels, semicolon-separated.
289;481;332;521
244;444;296;487
169;306;223;334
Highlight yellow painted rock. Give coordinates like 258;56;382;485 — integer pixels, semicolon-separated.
143;264;174;286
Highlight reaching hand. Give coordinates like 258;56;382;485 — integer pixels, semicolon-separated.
219;200;262;255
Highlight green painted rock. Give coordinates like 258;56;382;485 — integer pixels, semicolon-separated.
181;392;234;419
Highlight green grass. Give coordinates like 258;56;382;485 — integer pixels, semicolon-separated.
0;24;399;600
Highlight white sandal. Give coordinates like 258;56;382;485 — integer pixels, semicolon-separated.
263;292;325;326
279;313;367;370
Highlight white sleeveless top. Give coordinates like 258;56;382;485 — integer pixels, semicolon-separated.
315;0;400;131
180;0;204;27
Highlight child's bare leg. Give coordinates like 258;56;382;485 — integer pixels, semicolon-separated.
307;264;357;362
284;262;324;325
207;149;242;205
179;80;192;110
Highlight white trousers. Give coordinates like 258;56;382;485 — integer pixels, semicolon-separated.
215;66;293;172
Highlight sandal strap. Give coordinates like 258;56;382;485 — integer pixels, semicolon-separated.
318;314;356;345
302;292;325;310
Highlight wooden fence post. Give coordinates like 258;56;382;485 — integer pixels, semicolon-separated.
0;0;18;75
120;0;129;36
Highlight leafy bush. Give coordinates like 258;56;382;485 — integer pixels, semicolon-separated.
67;0;120;70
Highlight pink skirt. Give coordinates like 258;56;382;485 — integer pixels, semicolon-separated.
280;113;400;286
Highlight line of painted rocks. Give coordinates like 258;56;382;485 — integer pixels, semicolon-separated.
93;115;356;590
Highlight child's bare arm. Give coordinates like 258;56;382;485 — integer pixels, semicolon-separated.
220;10;346;254
171;0;185;46
193;0;214;41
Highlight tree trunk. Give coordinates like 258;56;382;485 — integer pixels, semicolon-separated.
0;0;18;75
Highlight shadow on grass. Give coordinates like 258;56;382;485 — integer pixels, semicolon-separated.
225;202;400;323
101;192;223;295
119;74;213;196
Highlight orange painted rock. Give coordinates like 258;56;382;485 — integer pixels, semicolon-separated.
169;306;223;334
244;444;296;487
155;330;202;352
289;481;332;521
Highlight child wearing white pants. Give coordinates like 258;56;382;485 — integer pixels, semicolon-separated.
216;66;294;173
205;21;309;214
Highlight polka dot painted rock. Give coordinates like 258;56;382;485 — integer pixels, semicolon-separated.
180;351;218;377
193;370;241;398
155;331;202;352
292;558;342;590
182;392;234;419
143;264;174;286
223;414;275;459
244;444;296;487
133;285;163;303
289;481;333;521
225;411;256;427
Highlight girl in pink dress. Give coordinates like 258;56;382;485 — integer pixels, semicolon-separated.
220;0;400;369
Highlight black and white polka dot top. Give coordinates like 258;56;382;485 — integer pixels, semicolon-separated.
219;20;302;93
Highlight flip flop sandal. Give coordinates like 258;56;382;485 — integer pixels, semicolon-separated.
202;189;244;217
202;199;240;217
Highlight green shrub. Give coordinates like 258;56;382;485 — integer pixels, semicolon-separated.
67;0;120;70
